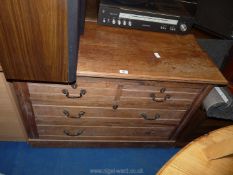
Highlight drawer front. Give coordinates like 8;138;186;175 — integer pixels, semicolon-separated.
33;105;185;126
37;125;175;138
33;105;186;120
28;83;117;97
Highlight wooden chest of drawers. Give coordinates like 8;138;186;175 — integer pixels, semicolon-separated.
13;23;227;147
28;77;204;142
14;76;214;147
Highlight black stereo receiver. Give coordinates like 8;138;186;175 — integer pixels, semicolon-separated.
98;0;194;34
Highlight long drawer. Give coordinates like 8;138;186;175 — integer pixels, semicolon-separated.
33;105;186;120
37;125;175;139
33;105;185;126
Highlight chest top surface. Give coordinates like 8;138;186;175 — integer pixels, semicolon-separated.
77;22;227;85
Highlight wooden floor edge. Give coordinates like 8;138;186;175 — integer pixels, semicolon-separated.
28;139;176;148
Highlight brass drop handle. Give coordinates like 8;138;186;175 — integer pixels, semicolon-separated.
62;89;86;99
63;110;85;118
160;88;166;93
113;104;118;110
150;93;171;102
64;129;84;136
140;113;160;120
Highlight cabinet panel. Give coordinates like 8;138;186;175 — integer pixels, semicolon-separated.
0;0;82;82
0;73;26;141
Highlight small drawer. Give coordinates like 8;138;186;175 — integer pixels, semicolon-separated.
28;81;117;107
37;125;175;139
28;83;117;98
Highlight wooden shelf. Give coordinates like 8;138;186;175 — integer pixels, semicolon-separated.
77;22;227;85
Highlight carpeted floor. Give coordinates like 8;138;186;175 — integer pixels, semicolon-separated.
0;142;179;175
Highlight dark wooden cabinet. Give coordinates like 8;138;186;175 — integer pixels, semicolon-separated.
0;0;85;83
176;109;233;146
222;46;233;93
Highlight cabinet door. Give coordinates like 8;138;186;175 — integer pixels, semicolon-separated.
0;0;84;83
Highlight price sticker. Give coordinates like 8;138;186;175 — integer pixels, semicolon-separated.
154;52;161;59
119;70;129;74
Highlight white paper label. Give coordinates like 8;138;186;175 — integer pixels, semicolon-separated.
119;70;129;74
119;13;178;25
215;87;229;103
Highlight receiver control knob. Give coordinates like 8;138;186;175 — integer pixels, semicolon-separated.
123;20;127;26
180;23;187;32
112;19;116;25
128;21;132;26
112;19;116;24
